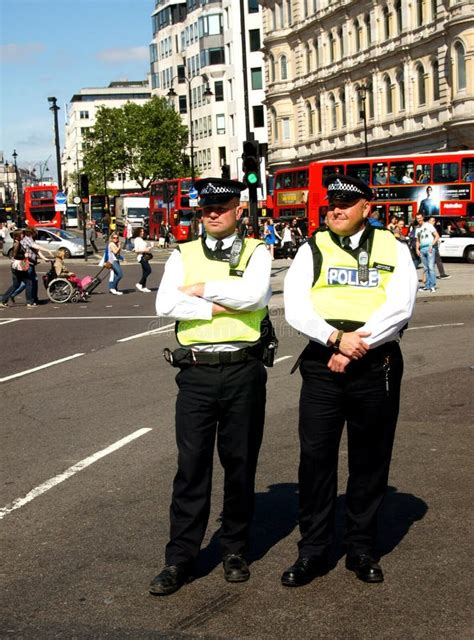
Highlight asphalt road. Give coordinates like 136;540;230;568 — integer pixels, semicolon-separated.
0;257;473;639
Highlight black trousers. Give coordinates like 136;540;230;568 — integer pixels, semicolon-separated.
165;359;267;566
297;341;403;558
139;258;151;287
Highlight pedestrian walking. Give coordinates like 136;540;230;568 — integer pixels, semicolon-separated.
415;213;439;292
86;221;98;253
282;174;417;587
0;230;29;307
149;177;273;596
21;228;54;305
428;216;451;280
133;227;153;292
106;232;124;295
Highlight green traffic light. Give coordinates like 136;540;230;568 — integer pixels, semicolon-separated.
247;172;258;185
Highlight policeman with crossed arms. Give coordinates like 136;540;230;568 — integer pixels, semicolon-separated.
283;174;417;586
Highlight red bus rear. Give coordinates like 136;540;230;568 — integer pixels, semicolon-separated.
149;178;199;242
24;185;61;229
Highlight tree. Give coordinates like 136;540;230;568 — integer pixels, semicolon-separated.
82;96;190;191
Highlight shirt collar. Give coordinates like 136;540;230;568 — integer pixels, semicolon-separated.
205;233;237;250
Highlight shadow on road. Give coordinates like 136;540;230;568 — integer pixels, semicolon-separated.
194;482;299;578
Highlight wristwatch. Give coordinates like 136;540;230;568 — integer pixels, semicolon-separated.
333;329;344;351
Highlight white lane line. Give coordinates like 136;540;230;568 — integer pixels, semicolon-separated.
274;355;293;364
407;323;464;331
0;428;152;521
117;322;175;342
0;319;20;326
0;353;84;383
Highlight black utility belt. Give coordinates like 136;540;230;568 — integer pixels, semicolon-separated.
163;346;262;367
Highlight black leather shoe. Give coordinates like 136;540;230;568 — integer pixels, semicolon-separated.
223;554;250;583
149;564;191;596
346;554;384;583
281;555;329;587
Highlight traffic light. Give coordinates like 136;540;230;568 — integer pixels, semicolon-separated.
221;164;230;180
242;140;260;188
79;174;89;199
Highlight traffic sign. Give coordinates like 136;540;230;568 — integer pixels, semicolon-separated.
188;187;198;200
189;198;198;208
73;196;81;205
55;191;67;205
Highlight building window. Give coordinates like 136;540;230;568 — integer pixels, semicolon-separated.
340;89;346;127
216;114;225;134
396;70;405;110
271;108;278;142
269;54;275;82
316;98;322;132
416;0;423;27
282;117;291;140
328;32;335;63
431;0;438;19
365;14;372;46
214;80;224;101
395;0;402;33
280;55;288;80
383;6;390;39
417;63;426;105
306;44;311;73
251;67;263;89
384;75;393;114
249;29;261;51
79;111;89;119
367;82;374;118
200;47;225;66
432;60;440;100
198;14;223;37
248;0;259;13
454;41;466;90
329;93;336;129
314;40;319;68
338;27;344;58
306;101;314;136
253;105;265;128
179;95;187;114
354;20;361;52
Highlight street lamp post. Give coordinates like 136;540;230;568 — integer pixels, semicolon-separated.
3;162;12;211
48;97;63;191
168;68;213;239
357;85;369;157
12;149;23;226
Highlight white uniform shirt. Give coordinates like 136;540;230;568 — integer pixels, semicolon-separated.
156;234;272;351
284;230;418;349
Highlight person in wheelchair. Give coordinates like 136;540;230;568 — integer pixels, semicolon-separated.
45;249;93;303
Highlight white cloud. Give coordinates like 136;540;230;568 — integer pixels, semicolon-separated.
96;46;148;64
0;43;46;63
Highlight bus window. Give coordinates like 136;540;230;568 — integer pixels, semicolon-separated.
346;163;370;184
389;161;414;184
322;165;344;185
415;163;431;183
461;159;474;182
296;170;309;187
371;203;387;222
372;162;388;185
434;162;459;183
388;204;414;224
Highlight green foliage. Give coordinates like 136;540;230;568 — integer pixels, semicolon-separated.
82;96;190;191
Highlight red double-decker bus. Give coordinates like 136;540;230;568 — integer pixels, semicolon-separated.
149;178;199;242
273;152;474;236
24;184;61;229
273;166;309;220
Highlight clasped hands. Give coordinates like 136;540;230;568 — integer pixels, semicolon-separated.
327;330;371;373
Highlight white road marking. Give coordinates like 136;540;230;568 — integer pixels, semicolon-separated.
0;428;152;520
117;322;175;342
407;323;464;331
0;319;20;326
0;353;84;383
274;355;293;364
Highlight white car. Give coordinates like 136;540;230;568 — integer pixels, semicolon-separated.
2;227;91;258
432;216;474;263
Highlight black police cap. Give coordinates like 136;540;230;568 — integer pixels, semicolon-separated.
195;177;247;207
324;174;373;202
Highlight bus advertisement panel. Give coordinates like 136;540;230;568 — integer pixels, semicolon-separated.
149;178;197;242
24;185;61;229
306;151;474;234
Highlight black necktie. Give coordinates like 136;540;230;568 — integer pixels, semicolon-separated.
214;240;224;259
342;236;351;250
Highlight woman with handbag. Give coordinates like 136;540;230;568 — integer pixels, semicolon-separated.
0;230;31;307
133;227;153;292
108;232;124;295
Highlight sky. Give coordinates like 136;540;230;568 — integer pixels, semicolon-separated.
0;0;153;180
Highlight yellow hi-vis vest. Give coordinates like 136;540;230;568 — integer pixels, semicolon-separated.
309;228;398;325
176;237;267;346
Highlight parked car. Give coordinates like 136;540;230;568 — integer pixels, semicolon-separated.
430;215;474;263
2;227;91;258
